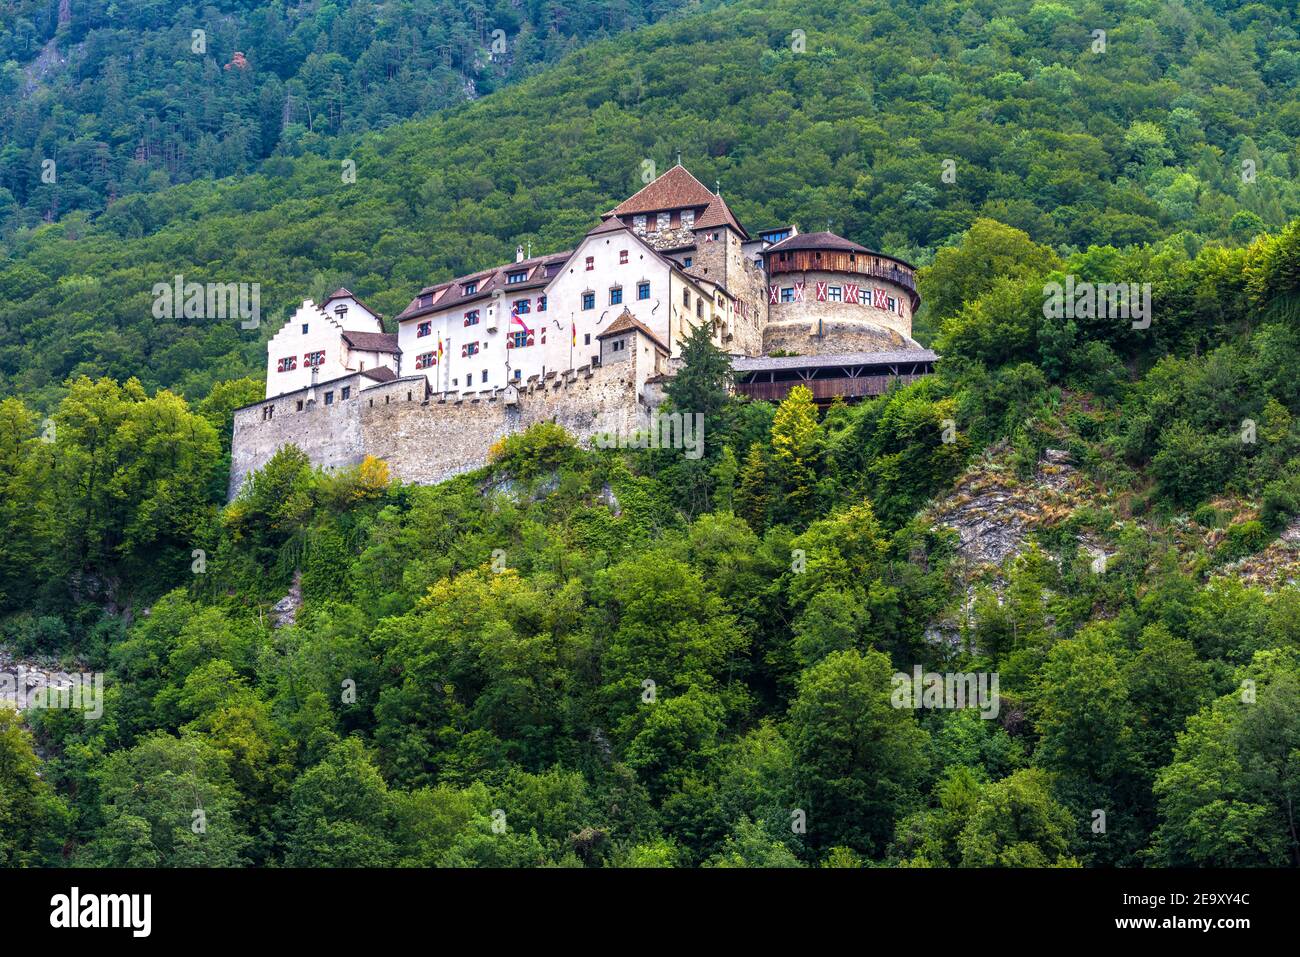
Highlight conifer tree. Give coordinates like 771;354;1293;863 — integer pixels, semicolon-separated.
770;385;822;524
736;442;769;531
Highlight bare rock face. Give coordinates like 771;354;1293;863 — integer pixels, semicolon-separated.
271;571;303;628
926;446;1089;575
1218;515;1300;591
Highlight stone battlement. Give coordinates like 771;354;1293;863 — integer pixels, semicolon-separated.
229;354;654;499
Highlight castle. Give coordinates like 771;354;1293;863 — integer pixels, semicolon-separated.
230;165;936;497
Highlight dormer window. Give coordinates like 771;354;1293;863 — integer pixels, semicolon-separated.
506;270;527;284
419;293;433;308
462;281;478;295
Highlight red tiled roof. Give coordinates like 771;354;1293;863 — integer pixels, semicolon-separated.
396;251;572;322
605;165;718;217
764;230;872;255
342;331;400;353
694;194;749;239
596;308;669;353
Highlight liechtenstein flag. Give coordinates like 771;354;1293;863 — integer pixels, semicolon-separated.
511;301;532;336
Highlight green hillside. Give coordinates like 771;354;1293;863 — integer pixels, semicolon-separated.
4;0;1300;872
0;0;712;232
3;0;1299;405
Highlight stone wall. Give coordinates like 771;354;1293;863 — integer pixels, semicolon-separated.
229;352;653;498
764;269;918;355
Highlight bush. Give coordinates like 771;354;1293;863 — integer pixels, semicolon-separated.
1215;520;1271;563
1260;479;1299;530
488;422;578;479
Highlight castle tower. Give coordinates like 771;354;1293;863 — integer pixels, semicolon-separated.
761;232;921;356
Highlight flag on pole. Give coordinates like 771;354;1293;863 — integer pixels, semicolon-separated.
571;320;577;346
511;301;532;335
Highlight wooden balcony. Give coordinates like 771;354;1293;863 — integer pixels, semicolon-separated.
735;373;927;403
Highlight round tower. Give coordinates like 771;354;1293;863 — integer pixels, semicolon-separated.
761;232;921;355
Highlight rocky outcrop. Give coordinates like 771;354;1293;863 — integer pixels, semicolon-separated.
927;447;1088;572
271;572;303;628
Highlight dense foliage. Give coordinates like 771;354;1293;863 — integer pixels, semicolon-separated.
0;0;709;232
3;215;1300;866
4;0;1300;406
5;0;1300;870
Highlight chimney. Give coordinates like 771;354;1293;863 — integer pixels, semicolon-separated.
516;244;525;263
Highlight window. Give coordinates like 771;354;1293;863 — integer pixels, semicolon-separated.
415;352;436;369
417;321;432;337
506;270;526;284
515;298;531;314
584;333;591;345
513;369;522;381
278;356;297;372
612;338;626;352
324;391;334;406
419;293;434;308
585;256;594;271
510;331;529;348
304;350;325;367
301;323;309;334
262;406;273;421
887;296;897;312
341;386;351;400
780;288;795;303
610;287;623;305
696;299;703;318
582;292;595;310
683;256;693;268
828;285;842;302
637;281;650;300
461;342;480;357
538;295;547;312
296;400;304;411
619;249;628;264
858;289;871;306
462;281;478;295
482;370;489;383
464;310;480;326
683;288;691;307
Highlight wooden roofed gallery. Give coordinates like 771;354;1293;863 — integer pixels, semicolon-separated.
731;349;938;405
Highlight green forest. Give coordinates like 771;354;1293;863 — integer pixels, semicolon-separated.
0;0;712;231
3;0;1300;868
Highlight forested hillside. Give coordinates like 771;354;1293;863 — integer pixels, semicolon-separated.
2;0;1299;406
3;0;1300;870
0;0;711;232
